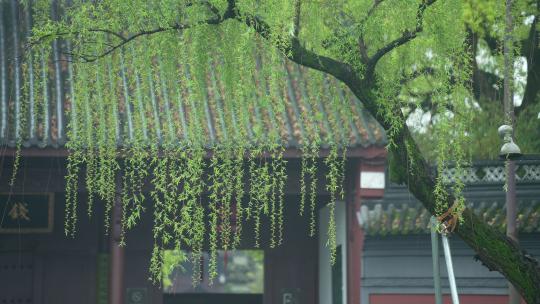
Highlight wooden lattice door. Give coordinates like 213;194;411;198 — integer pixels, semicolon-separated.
0;252;34;304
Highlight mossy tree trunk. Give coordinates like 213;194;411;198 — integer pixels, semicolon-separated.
343;69;540;303
386;123;540;304
225;1;540;302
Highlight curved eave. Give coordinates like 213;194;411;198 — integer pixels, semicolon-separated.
0;145;388;160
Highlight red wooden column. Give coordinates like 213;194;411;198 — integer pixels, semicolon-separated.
109;180;125;304
347;161;385;304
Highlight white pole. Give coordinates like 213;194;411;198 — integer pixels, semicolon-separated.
431;217;443;304
442;234;460;304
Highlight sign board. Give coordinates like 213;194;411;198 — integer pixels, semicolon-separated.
126;288;148;304
281;288;300;304
360;171;385;189
0;193;54;233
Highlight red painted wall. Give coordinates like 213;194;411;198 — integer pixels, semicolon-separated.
370;294;521;304
348;160;386;304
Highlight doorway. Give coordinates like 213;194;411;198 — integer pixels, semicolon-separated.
163;293;263;304
162;250;264;304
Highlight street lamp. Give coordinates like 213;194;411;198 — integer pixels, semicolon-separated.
498;125;522;160
501;0;522;302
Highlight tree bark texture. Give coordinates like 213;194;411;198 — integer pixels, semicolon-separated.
231;0;540;300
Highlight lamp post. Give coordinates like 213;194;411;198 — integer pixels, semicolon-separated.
500;1;522;303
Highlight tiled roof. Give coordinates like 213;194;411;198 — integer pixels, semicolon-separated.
359;200;540;236
0;1;386;150
360;160;540;236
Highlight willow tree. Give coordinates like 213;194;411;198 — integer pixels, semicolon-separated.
463;0;539;157
25;0;540;302
410;0;539;159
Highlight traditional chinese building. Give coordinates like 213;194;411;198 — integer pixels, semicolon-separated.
0;2;389;304
357;159;540;304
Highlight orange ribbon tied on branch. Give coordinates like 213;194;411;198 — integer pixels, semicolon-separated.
437;200;462;234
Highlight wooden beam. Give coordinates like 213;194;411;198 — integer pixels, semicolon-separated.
0;146;387;160
109;177;125;304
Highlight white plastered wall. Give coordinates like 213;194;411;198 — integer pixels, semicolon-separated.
319;200;347;304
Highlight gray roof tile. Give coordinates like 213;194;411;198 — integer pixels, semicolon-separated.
0;2;386;150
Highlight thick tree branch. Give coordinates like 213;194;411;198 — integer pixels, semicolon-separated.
383;108;540;304
226;0;362;91
517;12;539;116
358;38;369;63
252;2;540;297
233;1;540;299
365;0;437;78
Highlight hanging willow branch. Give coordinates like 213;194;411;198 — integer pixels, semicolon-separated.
364;0;437;79
22;0;540;301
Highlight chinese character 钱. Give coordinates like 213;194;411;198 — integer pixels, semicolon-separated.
8;202;30;221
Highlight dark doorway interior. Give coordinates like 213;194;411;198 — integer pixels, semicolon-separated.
163;294;263;304
0;252;34;304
